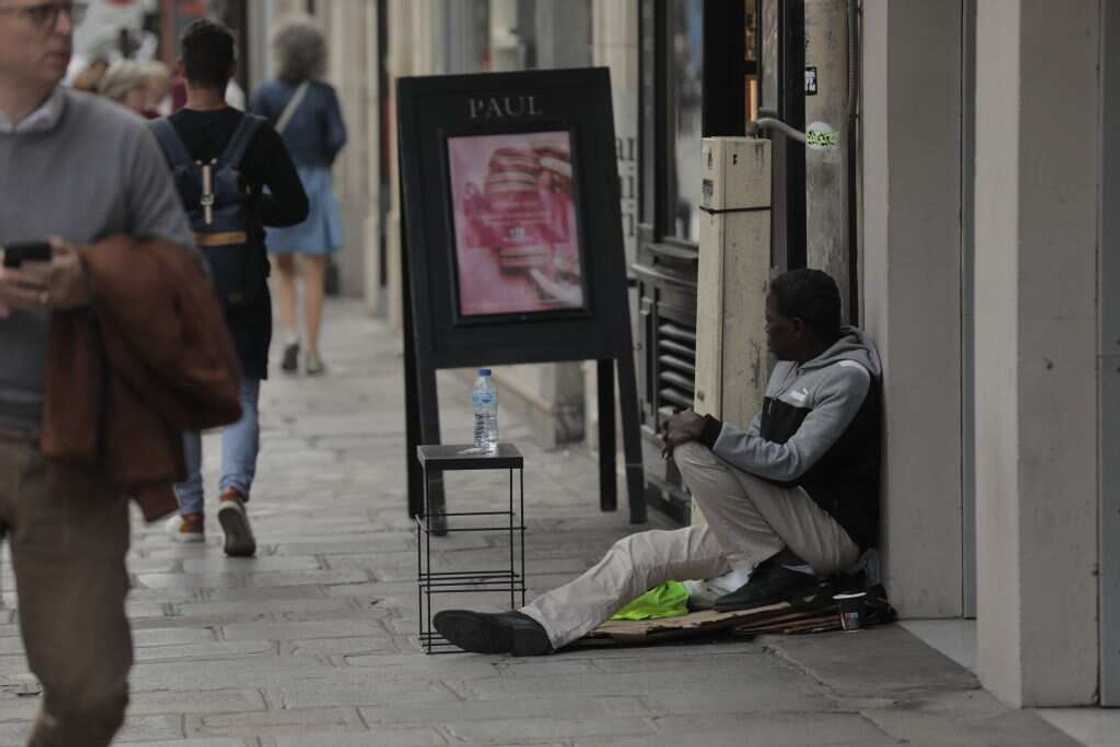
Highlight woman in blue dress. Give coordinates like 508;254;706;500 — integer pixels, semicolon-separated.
250;15;347;375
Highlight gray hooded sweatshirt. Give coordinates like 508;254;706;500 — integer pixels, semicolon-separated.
698;327;883;549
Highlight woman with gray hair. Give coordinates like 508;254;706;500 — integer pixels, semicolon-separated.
250;14;347;376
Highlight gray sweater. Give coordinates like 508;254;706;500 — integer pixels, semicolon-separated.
0;89;192;432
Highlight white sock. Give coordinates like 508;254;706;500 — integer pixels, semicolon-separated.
284;331;300;347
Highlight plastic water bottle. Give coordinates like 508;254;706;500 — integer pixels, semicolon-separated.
471;368;499;453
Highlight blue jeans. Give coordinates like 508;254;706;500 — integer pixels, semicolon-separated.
174;378;261;515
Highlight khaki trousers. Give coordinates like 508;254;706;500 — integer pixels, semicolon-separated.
0;433;132;747
521;441;859;649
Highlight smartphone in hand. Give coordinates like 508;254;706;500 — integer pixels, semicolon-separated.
1;241;52;268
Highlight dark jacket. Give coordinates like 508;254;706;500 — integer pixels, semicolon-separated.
42;236;242;521
699;328;883;550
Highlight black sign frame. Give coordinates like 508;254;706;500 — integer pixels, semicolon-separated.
398;68;646;526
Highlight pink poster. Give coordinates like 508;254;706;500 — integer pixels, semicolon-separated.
447;131;584;317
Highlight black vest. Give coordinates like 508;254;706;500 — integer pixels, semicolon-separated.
759;379;882;549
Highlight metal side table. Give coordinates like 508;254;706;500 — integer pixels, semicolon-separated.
416;443;526;654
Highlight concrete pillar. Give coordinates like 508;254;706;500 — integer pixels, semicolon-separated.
413;0;446;76
446;0;488;74
246;0;274;88
1100;0;1120;707
274;0;303;14
385;0;445;332
973;0;1099;708
860;0;963;617
535;0;591;69
489;0;521;71
322;1;371;299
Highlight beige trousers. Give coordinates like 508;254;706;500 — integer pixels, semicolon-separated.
0;432;132;747
521;441;859;649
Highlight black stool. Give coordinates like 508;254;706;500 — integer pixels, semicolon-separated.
416;443;526;654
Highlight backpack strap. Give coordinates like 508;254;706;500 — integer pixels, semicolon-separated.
148;118;194;169
218;113;266;170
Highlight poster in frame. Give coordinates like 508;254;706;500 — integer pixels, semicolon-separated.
443;125;591;323
398;67;632;370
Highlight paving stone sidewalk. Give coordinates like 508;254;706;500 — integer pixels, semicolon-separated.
0;300;1079;746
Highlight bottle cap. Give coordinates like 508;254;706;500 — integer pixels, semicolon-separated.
479;368;492;376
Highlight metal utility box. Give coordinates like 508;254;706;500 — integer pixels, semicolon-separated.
700;137;772;212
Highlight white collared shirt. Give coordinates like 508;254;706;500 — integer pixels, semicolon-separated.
0;87;65;135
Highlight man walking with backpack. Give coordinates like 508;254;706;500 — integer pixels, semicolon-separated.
152;18;307;556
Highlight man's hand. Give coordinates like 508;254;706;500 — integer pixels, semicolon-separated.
0;238;91;318
658;409;707;460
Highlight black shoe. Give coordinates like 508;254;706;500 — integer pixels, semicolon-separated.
281;342;300;373
714;557;820;612
433;610;553;656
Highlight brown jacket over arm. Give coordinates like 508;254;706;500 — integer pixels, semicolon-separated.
40;236;242;521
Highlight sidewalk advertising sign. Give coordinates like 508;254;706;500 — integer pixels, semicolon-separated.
398;68;632;368
398;68;645;524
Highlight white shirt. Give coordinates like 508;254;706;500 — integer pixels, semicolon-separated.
0;87;65;135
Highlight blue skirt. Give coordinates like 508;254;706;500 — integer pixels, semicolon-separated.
266;165;343;255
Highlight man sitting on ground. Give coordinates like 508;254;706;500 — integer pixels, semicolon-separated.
434;268;881;656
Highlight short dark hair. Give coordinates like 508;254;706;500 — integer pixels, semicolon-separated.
181;19;236;90
769;269;843;343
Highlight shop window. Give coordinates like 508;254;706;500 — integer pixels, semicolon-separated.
635;0;752;522
746;0;760;122
668;0;703;242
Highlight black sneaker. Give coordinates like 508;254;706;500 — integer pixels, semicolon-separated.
433;610;553;656
714;558;820;612
280;342;300;373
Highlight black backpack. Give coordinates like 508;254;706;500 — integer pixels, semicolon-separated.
150;115;268;309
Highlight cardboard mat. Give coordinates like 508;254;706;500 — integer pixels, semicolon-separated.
580;584;895;647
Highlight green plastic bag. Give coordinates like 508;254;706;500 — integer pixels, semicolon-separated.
610;581;691;621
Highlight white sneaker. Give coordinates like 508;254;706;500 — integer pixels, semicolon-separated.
166;513;205;543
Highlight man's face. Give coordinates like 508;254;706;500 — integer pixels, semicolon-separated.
0;1;75;92
765;291;801;361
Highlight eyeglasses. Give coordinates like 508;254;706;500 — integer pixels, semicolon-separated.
0;2;87;32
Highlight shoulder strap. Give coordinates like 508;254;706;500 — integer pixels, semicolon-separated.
275;81;309;135
148;118;193;169
218;113;265;169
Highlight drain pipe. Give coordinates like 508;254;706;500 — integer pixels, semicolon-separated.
846;0;860;325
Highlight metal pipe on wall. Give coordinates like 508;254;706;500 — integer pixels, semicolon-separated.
846;0;859;325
